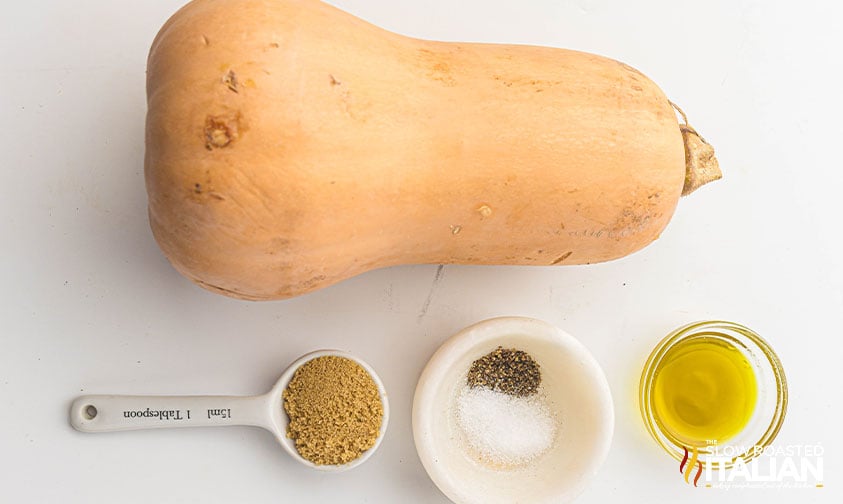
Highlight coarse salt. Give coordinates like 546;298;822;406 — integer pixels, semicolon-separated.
455;386;556;466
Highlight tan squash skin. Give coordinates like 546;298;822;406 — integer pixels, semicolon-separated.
146;0;696;300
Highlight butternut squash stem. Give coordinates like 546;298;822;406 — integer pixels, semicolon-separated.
669;100;722;196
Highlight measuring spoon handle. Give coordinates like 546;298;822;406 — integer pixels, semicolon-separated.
70;394;272;433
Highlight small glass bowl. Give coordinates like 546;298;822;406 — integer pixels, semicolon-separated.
639;321;787;469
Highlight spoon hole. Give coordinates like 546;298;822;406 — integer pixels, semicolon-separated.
83;405;98;420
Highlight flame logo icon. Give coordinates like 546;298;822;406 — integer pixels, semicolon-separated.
680;446;703;486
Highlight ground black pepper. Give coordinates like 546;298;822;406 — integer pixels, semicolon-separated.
467;347;541;397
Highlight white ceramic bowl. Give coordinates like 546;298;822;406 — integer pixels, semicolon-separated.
412;317;614;504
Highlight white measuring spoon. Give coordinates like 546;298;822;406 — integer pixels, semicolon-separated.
69;349;389;472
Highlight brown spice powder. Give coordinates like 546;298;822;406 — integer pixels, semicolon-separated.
282;356;383;465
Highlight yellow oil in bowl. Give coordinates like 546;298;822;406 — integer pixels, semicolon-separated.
641;321;787;473
652;337;757;448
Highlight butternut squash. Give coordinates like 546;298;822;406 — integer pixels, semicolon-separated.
145;0;720;300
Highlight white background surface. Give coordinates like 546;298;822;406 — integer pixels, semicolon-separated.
1;0;840;502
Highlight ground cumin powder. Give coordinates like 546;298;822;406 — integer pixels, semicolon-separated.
282;356;383;465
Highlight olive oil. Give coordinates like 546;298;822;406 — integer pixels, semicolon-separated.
652;337;758;448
